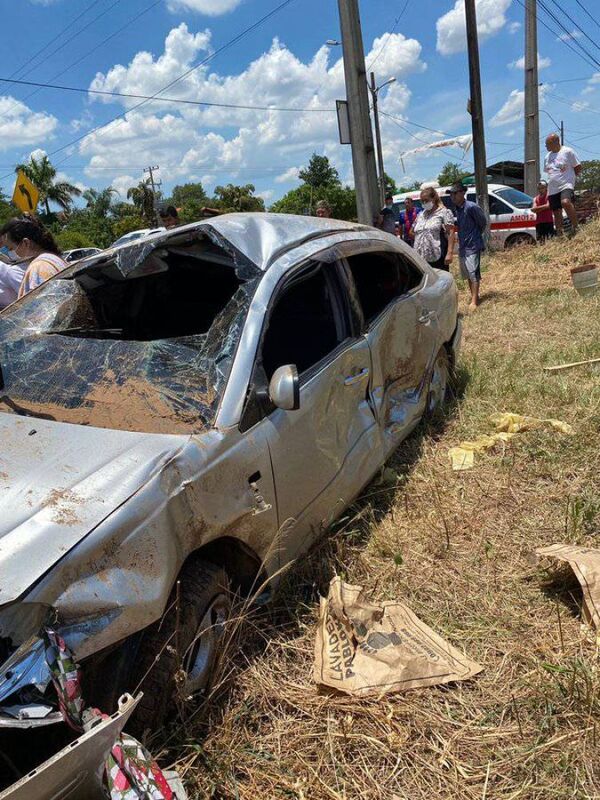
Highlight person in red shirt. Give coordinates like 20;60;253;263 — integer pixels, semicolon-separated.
532;180;555;243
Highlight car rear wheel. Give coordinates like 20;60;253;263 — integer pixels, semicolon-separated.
426;348;450;415
129;558;231;737
505;232;534;249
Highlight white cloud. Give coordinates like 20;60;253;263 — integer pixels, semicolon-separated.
557;29;582;42
275;167;300;183
166;0;243;14
110;174;138;198
257;189;274;202
82;24;424;198
508;54;551;70
436;0;512;56
508;21;521;34
571;100;590;113
490;84;550;127
582;72;600;94
0;99;57;152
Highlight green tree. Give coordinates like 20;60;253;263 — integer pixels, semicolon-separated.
82;187;118;218
213;183;265;212
111;215;146;242
168;182;208;207
271;184;357;220
298;154;340;189
383;172;399;195
127;181;156;224
578;160;600;192
55;229;95;251
437;162;470;187
15;154;82;215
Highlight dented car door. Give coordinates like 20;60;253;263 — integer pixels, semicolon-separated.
342;244;439;456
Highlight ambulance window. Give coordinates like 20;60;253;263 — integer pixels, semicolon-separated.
489;195;512;215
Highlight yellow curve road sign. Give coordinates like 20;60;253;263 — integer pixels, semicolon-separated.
12;170;40;214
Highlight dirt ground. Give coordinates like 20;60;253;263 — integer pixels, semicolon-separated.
163;221;600;799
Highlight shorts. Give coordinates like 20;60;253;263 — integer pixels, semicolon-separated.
459;252;481;282
549;189;574;210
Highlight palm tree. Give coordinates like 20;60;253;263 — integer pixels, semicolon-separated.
127;180;156;224
15;154;82;215
82;187;118;218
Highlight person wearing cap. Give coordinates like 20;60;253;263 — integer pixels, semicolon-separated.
532;180;555;243
448;182;486;311
380;193;397;235
316;200;332;218
159;205;179;229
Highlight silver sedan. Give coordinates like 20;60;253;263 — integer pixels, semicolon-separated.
0;213;461;797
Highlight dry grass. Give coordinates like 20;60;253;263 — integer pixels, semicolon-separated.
165;222;600;799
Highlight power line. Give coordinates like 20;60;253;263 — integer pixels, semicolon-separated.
544;0;600;57
366;0;409;71
53;0;297;158
5;0;163;114
0;76;335;112
573;0;600;32
513;0;598;70
537;0;600;68
8;0;105;81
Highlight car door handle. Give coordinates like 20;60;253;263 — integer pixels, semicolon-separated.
344;367;370;386
418;309;436;324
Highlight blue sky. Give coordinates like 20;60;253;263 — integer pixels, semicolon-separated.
2;0;599;206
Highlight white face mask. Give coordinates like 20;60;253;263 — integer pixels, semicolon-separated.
423;201;434;212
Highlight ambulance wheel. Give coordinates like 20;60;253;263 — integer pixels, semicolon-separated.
505;232;534;249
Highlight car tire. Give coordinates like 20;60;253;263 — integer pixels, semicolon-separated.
426;347;450;415
505;232;534;249
128;558;231;737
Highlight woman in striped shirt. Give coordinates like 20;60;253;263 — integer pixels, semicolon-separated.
0;216;66;299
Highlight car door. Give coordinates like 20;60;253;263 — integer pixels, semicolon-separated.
240;257;382;565
343;245;439;457
488;193;515;249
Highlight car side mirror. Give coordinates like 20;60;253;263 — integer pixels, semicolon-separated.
269;364;300;411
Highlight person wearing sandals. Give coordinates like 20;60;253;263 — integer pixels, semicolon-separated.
411;186;455;271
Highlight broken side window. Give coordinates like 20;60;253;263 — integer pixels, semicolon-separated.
346;251;422;324
0;236;260;434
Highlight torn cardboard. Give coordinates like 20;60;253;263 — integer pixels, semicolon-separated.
536;544;600;630
314;578;482;696
449;413;574;471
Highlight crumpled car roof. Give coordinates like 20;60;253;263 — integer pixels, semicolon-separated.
71;213;371;279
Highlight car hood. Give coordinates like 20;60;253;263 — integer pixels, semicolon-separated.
0;413;188;605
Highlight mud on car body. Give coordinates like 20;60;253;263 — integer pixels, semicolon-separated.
0;213;461;796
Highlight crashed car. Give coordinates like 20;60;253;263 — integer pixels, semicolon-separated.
0;213;461;795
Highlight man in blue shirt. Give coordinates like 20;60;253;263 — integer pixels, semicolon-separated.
448;182;487;311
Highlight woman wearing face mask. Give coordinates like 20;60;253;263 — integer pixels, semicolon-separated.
0;216;66;299
411;187;455;270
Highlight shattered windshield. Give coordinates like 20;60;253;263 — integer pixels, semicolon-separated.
0;231;260;434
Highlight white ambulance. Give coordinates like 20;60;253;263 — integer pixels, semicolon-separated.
393;183;539;249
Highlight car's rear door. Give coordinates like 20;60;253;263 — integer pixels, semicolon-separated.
240;255;382;564
342;244;439;457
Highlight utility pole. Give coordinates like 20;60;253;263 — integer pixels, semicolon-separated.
465;0;490;223
144;165;162;226
338;0;379;224
369;73;396;208
524;0;540;196
560;120;564;145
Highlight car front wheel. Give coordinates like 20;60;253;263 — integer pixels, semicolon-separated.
129;558;231;736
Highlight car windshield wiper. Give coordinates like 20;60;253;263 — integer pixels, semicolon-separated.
44;326;124;336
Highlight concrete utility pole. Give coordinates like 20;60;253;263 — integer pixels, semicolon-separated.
560;120;564;145
338;0;379;224
464;0;490;223
369;73;396;208
524;0;540;196
144;165;162;226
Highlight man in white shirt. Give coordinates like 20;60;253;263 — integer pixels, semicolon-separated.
543;133;581;235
